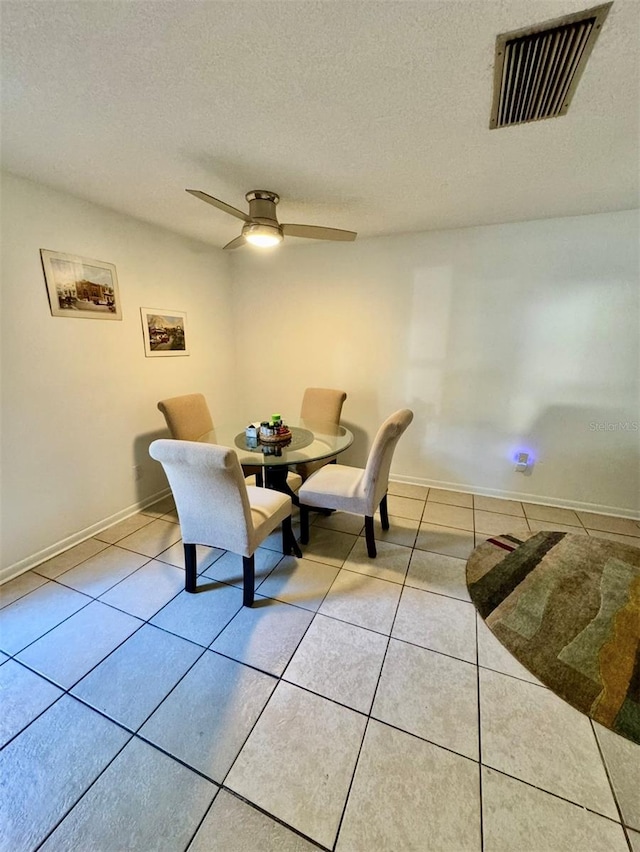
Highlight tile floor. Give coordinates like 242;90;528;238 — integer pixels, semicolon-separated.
1;486;640;851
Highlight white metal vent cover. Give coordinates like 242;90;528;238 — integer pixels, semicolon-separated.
490;3;612;129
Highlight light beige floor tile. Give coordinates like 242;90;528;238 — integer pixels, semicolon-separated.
33;539;109;579
422;502;474;531
593;723;640;831
372;639;479;759
416;523;476;559
0;571;48;610
527;521;589;534
284;614;387;713
149;584;242;647
405;549;471;601
476;615;542;685
629;829;640;852
97;559;185;621
256;556;340;611
158;508;179;523
335;720;481;852
155;541;224;572
312;511;364;536
386;494;425;521
473;496;525;517
480;668;618;818
482;766;629;852
38;736;215;852
343;538;411;584
522;503;581;525
211;599;313;677
226;681;366;849
319;570;402;634
54;546;148;598
16;600;141;689
301;526;357;568
189;789;318;852
115;518;182;558
428;488;474;508
0;584;91;656
586;529;640;546
393;587;477;663
140;495;176;518
473;510;530;537
577;512;640;536
387;481;429;500
95;513;155;544
140;650;276;782
203;548;282;588
362;515;420;548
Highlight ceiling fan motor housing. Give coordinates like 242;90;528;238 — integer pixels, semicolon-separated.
246;190;280;223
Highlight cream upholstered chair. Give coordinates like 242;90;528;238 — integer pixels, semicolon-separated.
157;393;214;442
300;387;347;424
157;393;300;493
298;409;413;558
297;387;347;481
149;439;301;606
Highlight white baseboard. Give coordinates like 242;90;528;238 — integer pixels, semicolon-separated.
0;488;172;586
3;478;638;588
389;475;640;520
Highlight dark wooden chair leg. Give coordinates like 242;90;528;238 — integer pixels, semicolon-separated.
379;493;390;530
299;504;310;545
242;555;255;607
184;543;197;592
282;515;302;558
364;515;377;558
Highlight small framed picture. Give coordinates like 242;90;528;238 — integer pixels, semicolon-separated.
40;250;122;320
140;307;189;357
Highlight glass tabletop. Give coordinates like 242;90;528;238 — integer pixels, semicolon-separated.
198;418;353;467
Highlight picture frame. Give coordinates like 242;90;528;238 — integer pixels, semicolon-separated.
40;249;122;320
140;307;189;357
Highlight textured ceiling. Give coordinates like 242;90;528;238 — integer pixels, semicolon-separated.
1;0;638;248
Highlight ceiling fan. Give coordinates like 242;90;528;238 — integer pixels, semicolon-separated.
186;189;357;249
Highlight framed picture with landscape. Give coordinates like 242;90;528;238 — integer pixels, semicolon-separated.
140;307;189;357
40;249;122;320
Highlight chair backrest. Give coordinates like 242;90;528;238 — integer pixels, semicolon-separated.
149;439;254;554
361;409;414;512
300;388;347;425
157;394;214;441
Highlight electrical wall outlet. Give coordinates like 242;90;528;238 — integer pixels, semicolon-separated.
514;452;529;472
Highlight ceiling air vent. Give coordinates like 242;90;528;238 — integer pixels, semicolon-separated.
490;3;612;129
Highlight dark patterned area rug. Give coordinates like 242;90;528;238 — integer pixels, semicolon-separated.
466;531;640;745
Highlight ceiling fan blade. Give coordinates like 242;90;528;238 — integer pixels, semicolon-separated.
186;189;250;222
222;235;246;250
282;224;357;242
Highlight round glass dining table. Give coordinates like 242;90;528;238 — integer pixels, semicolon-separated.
198;418;354;500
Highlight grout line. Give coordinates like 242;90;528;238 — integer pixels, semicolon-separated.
216;788;329;851
589;718;633;844
481;763;630;827
476;608;485;852
332;557;450;847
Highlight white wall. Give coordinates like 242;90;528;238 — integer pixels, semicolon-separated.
231;210;640;516
1;172;236;576
2;178;637;581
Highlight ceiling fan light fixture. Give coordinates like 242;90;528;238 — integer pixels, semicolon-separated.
242;222;283;248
